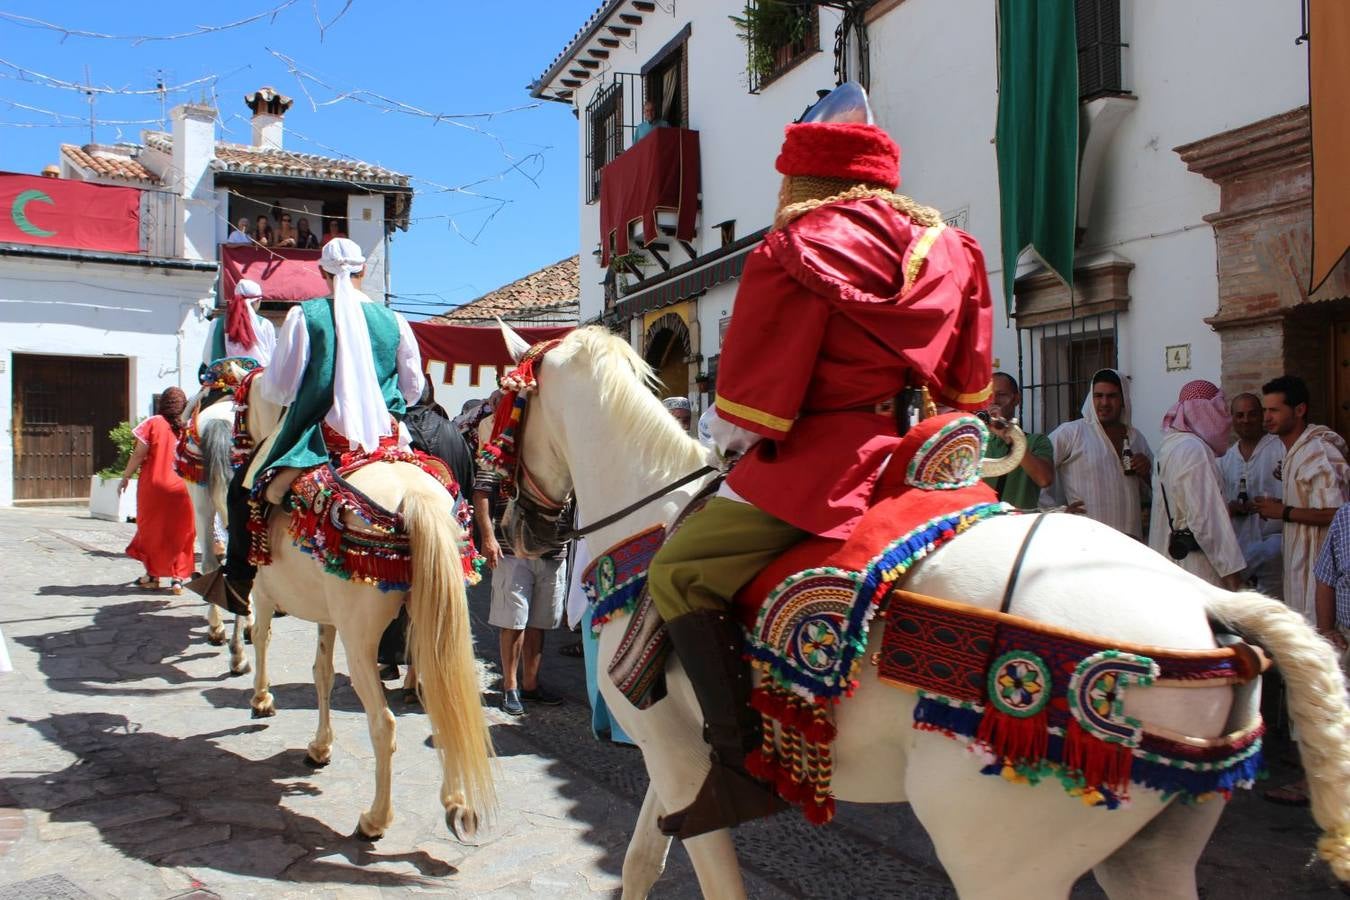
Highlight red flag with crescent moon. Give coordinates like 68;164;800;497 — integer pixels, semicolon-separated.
0;171;140;253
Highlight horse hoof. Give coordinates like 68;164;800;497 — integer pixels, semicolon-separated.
231;661;252;677
206;630;226;646
354;815;384;842
304;753;330;769
446;805;480;844
251;703;276;719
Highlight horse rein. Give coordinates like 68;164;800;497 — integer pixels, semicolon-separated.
502;341;719;545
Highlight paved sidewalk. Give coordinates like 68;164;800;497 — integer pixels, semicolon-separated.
0;507;1341;898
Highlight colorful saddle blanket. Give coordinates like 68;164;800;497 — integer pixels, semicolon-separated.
247;438;482;592
176;358;260;485
878;590;1264;809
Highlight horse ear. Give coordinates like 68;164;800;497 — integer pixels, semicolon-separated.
498;319;530;363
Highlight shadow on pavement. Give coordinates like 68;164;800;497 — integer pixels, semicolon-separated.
13;599;238;697
37;582;153;598
3;712;453;887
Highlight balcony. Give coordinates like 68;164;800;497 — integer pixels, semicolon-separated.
597;126;701;268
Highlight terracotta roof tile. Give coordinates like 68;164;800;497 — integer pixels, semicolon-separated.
435;256;580;323
141;132;409;187
60;144;160;184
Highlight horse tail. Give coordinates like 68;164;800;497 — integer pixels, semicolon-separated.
199;418;233;521
403;481;496;820
1205;589;1350;880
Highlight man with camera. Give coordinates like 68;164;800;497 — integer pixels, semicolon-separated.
1147;380;1245;589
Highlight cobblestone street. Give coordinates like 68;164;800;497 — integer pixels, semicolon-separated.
0;507;1342;898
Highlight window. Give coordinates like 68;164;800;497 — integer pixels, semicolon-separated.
584;73;647;204
1016;311;1119;435
1077;0;1124;100
642;24;690;129
737;1;820;94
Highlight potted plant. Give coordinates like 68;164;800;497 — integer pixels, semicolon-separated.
89;420;139;522
610;250;650;295
730;1;813;84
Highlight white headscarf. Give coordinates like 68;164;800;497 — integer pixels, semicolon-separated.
321;238;388;453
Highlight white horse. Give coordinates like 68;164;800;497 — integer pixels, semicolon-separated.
181;388;251;676
237;375;495;841
499;324;1350;899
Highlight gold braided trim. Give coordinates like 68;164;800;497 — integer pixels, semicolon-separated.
716;395;794;434
773;178;942;231
901;225;946;297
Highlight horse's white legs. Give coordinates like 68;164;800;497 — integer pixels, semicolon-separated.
205;602;226;645
340;626;397;840
682;830;746;900
904;731;1164;899
306;624;337;767
249;596;276;718
620;783;672;899
1091;796;1225;900
228;611;252;675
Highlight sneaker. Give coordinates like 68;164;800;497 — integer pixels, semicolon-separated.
501;689;525;717
520;685;563;706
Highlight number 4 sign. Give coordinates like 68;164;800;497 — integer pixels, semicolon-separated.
1165;344;1191;372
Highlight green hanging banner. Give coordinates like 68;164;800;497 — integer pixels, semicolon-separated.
995;1;1079;315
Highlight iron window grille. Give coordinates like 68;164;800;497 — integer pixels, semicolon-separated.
584;73;643;204
1015;310;1120;436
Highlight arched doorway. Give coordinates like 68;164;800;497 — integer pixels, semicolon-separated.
643;312;692;400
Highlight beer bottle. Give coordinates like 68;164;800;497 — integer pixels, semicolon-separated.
1237;475;1249;506
1121;435;1134;476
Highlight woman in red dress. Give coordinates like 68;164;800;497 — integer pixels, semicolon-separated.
120;387;196;593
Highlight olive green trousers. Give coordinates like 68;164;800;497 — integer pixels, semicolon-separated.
648;497;808;622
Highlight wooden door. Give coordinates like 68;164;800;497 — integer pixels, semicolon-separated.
12;355;129;500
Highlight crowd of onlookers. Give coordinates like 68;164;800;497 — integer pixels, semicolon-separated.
226;213;345;249
987;369;1349;806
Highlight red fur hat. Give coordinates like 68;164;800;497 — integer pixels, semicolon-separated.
774;122;901;189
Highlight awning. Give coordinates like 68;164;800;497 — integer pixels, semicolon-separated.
410;321;573;387
613;228;766;319
220;244;326;304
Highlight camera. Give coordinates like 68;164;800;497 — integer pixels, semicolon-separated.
1167;528;1202;561
976;410;991;424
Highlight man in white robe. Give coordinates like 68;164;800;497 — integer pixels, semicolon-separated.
1148;380;1245;588
1253;376;1350;624
1219;392;1284;596
1043;368;1152;540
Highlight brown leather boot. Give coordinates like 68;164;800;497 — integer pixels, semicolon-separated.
657;610;787;839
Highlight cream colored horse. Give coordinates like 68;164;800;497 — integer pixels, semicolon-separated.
500;324;1350;899
240;377;494;841
181;388;251;676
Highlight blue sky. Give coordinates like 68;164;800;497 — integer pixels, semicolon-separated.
0;1;590;319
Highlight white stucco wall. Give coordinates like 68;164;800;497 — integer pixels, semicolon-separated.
0;254;216;505
552;0;1310;452
348;195;387;301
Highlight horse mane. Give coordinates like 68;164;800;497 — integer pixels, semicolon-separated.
554;326;711;478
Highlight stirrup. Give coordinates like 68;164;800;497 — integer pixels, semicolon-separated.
656;759;787;839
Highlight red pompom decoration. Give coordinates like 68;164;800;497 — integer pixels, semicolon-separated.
775;122;901;189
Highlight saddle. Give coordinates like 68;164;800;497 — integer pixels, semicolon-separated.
587;414;1266;825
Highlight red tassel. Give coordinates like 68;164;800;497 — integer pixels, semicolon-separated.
745;747;776;782
801;704;837;744
802;795;836;825
750;686;780;719
776;769;805;804
1064;720;1134;795
976;707;1048;766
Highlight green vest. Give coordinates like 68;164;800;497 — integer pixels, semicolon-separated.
258;298;405;475
210;318;227;362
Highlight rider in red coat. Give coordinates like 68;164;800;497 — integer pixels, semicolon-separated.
647;83;993;838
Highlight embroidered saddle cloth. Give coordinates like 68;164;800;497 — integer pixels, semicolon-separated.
176;358;260;485
247;424;482;592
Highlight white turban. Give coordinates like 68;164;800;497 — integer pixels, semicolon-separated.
235;278;263;299
662;396;691;412
321;238;388;453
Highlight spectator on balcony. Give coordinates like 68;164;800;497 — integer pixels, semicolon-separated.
226;217;252;245
274;213;298;248
254;214;274;247
295;217;320;250
633;99;670;143
322;219;347;246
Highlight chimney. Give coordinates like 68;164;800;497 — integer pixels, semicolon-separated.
170;102;217;260
245;86;293;150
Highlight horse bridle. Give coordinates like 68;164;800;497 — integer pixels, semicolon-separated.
504;343;718;546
